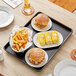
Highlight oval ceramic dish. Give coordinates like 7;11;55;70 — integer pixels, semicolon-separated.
33;31;63;48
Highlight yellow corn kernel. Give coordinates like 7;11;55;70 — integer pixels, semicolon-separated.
45;32;52;45
51;31;59;44
38;33;45;46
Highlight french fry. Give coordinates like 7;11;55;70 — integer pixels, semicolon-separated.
12;28;28;51
12;47;17;50
19;28;26;32
15;36;18;41
15;44;20;51
19;43;22;47
13;40;18;44
16;31;21;40
17;40;25;43
17;35;21;40
22;44;26;49
19;33;24;40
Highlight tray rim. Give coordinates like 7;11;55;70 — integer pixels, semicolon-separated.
26;12;73;33
3;11;73;72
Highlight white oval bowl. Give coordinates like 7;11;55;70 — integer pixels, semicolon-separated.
33;30;63;48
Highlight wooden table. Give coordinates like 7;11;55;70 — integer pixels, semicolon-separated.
0;0;76;76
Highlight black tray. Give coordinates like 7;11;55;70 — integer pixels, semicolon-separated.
4;12;73;71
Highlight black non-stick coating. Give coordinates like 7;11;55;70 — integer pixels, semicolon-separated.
4;12;73;71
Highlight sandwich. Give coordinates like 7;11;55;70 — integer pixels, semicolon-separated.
34;14;49;29
28;48;45;65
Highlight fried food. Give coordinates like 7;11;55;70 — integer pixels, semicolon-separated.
34;14;49;29
12;28;28;51
28;48;45;65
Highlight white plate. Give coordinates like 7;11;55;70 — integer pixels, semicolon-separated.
0;6;14;28
33;31;63;48
54;60;76;76
31;17;52;31
25;48;48;68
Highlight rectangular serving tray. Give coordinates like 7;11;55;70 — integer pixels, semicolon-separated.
4;12;73;71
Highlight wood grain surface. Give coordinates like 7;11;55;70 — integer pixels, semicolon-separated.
0;0;76;76
49;0;76;12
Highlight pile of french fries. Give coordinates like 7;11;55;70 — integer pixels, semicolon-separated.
12;28;28;51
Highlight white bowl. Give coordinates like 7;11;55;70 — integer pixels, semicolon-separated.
31;17;52;31
33;30;63;48
9;26;33;53
25;48;48;68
